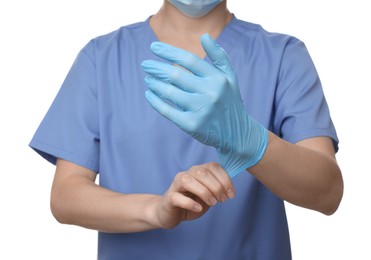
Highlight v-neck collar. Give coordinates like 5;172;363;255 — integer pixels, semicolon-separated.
143;14;238;61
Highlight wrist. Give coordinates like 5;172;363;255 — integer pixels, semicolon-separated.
218;115;268;178
142;195;164;230
244;119;268;168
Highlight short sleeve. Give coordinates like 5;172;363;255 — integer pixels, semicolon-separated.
274;38;339;152
29;41;100;172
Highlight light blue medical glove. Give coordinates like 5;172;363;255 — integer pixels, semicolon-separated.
141;33;268;178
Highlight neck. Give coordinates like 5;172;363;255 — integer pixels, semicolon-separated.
150;1;232;52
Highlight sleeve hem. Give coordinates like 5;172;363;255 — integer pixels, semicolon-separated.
29;140;99;173
284;128;339;153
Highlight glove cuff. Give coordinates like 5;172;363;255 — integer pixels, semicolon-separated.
220;119;268;178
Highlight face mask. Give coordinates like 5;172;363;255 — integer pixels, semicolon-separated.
168;0;223;18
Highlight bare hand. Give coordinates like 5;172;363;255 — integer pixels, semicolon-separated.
154;162;235;229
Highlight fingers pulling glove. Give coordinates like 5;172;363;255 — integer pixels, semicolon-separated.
141;33;268;178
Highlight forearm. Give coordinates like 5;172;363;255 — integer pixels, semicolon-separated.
51;161;162;233
249;132;343;215
51;160;234;233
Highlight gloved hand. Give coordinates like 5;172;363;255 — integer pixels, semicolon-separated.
141;33;268;178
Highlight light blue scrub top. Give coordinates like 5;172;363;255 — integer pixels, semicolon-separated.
30;16;338;260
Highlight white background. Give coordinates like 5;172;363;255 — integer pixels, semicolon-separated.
1;0;370;259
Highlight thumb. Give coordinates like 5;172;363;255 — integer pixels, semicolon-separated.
200;33;234;76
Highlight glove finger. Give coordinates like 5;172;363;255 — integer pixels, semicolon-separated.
201;33;235;77
142;60;202;93
144;76;200;111
145;90;188;130
149;41;216;77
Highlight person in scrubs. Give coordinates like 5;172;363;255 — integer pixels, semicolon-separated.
30;1;343;259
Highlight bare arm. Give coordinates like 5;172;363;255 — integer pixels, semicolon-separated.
249;133;343;215
51;160;234;233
